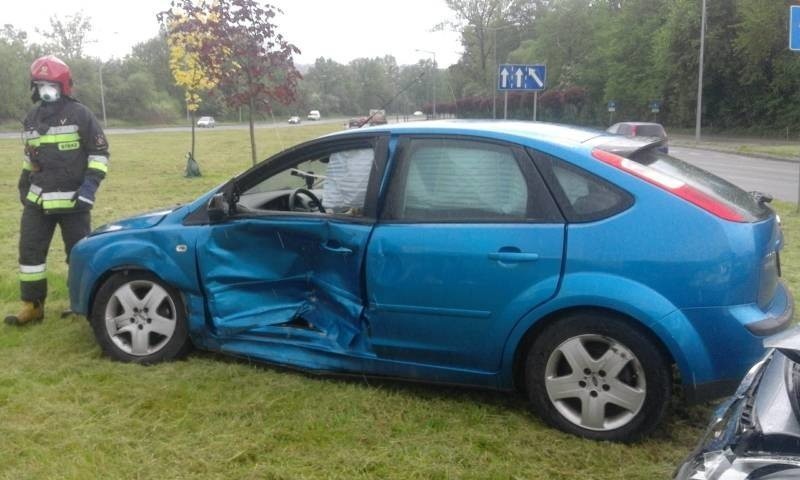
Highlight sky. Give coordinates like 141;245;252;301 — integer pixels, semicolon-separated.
2;0;464;67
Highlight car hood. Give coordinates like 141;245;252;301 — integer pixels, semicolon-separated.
675;327;800;479
90;208;175;236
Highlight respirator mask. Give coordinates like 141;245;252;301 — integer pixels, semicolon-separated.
36;81;61;102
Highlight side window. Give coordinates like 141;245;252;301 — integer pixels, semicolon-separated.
239;146;375;216
529;149;633;223
386;138;529;221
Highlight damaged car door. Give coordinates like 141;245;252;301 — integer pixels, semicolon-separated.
196;135;388;354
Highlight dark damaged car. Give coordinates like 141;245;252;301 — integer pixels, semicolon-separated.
676;327;800;479
68;121;792;442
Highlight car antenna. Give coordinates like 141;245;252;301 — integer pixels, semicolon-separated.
358;70;426;128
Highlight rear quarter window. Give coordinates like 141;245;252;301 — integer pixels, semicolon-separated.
528;149;633;223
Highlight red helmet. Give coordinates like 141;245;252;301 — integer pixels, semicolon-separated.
30;55;73;96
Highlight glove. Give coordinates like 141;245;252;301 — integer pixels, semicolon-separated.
73;177;100;208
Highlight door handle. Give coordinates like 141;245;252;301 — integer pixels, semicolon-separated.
322;242;353;255
488;252;539;263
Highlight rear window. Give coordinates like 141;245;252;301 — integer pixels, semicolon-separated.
634;125;665;138
629;149;771;222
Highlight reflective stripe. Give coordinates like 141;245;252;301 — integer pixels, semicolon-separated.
87;155;108;165
19;264;46;282
22;156;32;170
46;125;79;135
20;264;46;274
26;185;43;204
41;191;77;210
41;191;76;201
42;199;76;210
19;272;47;282
88;160;108;173
78;196;94;205
26;132;80;146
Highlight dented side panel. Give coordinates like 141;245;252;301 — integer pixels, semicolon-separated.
196;217;373;352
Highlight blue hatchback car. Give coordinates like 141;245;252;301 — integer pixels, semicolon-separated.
68;121;793;442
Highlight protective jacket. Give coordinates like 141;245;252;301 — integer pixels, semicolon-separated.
19;97;109;213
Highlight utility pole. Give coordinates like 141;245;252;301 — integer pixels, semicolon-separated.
694;0;707;143
416;49;437;118
99;62;107;128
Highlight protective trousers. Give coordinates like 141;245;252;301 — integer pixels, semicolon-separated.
18;204;90;302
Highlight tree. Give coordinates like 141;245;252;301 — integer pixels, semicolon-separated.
0;25;36;120
162;0;301;166
38;13;92;59
160;8;220;161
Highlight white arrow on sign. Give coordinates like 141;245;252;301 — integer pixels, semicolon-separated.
500;68;509;88
515;68;524;88
528;67;543;88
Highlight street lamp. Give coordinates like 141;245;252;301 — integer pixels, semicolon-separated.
99;62;108;128
415;49;436;118
695;0;707;143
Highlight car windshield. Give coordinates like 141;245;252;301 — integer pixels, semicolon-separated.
629;148;771;221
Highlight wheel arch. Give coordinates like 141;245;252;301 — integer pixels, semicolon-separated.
509;306;677;392
87;265;189;320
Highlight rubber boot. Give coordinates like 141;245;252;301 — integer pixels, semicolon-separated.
4;300;44;326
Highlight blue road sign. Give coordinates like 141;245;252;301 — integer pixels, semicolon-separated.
791;6;800;51
608;101;616;112
498;64;546;91
649;100;661;113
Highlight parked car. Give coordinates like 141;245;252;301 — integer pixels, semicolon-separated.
196;116;216;128
607;122;668;153
675;327;800;479
288;116;301;125
68;121;791;442
413;110;424;116
307;110;321;121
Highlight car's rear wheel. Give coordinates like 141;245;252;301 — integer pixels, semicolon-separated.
525;312;671;442
90;271;191;364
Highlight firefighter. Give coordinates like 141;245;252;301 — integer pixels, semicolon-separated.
5;55;110;326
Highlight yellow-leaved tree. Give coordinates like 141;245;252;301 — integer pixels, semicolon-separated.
162;10;220;162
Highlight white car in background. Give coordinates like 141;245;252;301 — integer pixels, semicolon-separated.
307;110;321;121
196;116;216;128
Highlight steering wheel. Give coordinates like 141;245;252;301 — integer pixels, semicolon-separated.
288;188;325;213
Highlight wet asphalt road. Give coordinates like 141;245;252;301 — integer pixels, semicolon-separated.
669;146;800;203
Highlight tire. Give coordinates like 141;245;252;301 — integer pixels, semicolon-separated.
90;271;192;364
525;312;671;442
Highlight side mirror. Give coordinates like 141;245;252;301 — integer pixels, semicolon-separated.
207;193;230;223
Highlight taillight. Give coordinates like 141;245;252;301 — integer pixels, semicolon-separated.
631;126;637;136
592;148;745;222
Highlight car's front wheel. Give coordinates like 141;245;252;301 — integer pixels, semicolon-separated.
525;312;671;442
90;271;192;364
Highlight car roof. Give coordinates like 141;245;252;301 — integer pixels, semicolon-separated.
329;120;609;148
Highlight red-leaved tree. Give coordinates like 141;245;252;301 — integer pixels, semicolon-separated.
160;0;302;165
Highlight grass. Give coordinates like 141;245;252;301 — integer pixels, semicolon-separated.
0;124;796;479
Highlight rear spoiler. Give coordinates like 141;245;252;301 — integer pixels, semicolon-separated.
591;136;667;158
